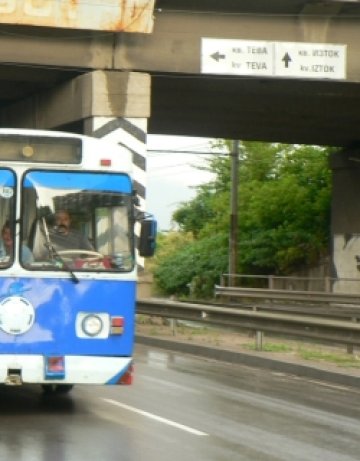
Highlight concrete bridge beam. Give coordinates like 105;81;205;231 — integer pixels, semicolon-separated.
0;70;151;130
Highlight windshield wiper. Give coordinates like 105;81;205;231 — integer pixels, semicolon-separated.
45;243;79;284
38;210;79;284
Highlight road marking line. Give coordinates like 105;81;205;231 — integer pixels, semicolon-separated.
102;398;208;436
140;375;203;394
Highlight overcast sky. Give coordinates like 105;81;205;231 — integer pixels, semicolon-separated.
146;135;215;231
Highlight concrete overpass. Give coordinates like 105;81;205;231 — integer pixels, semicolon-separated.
0;0;359;285
0;0;359;147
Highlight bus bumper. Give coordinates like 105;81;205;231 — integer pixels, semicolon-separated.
0;355;133;385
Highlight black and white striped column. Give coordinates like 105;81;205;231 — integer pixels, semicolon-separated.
87;116;148;271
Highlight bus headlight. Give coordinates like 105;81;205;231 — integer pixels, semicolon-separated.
76;312;110;338
81;314;103;337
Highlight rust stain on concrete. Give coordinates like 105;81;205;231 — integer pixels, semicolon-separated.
0;0;155;33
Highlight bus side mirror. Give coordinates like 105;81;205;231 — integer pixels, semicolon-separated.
138;218;157;257
37;205;52;219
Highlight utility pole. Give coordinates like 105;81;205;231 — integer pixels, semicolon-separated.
229;140;239;286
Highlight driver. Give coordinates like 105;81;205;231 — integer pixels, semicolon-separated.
50;210;94;253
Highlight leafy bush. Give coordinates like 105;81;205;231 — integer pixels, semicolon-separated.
154;233;228;297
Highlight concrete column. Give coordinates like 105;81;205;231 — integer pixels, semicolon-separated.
84;115;148;271
83;70;150;273
82;71;150;272
330;148;360;294
84;116;147;212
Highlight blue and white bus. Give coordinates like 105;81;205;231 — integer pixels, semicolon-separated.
0;128;156;394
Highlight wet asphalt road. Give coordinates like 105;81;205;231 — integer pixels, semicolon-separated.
0;343;359;461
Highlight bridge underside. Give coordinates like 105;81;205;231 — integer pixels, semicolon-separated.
0;0;359;147
149;74;360;147
0;64;358;148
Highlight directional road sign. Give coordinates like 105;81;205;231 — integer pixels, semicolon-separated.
201;38;346;80
274;42;346;79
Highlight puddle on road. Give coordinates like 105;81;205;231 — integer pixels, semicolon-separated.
147;351;170;369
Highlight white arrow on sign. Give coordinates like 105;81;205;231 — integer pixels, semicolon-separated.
202;38;273;76
211;51;226;62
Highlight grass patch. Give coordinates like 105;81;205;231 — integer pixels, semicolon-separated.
136;314;150;325
243;342;293;353
298;348;360;368
148;327;160;336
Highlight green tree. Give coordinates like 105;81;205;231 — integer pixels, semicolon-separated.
172;190;215;238
153;142;332;298
238;144;331;273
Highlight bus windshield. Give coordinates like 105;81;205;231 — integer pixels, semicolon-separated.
21;170;134;272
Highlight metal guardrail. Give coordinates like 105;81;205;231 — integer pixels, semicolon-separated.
214;285;360;306
220;273;360;293
137;297;360;347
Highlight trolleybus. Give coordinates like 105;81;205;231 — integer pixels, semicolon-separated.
0;128;156;393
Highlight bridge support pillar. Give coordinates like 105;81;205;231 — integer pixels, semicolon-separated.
331;148;360;294
84;115;147;218
84;115;148;272
81;71;151;272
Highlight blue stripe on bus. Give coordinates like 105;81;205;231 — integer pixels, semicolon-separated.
0;169;15;186
23;171;132;193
